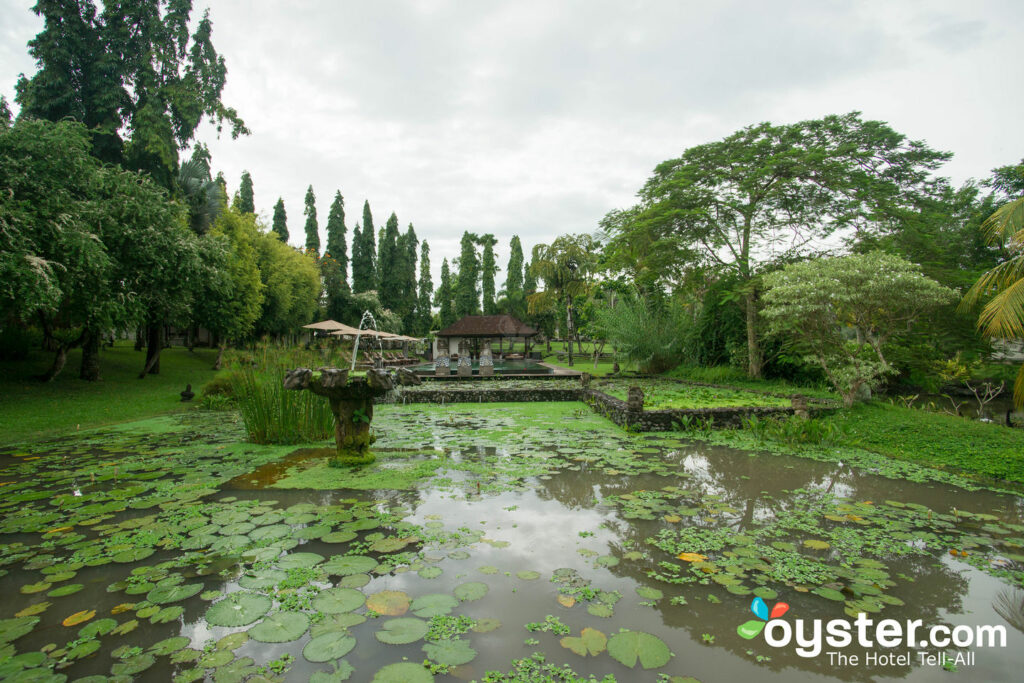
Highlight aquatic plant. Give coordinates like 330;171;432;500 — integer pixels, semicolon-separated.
230;369;333;444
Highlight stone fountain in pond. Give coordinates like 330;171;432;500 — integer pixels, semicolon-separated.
283;366;405;466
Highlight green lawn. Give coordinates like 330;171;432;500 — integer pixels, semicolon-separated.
0;343;219;445
823;402;1024;484
664;364;837;399
594;378;790;409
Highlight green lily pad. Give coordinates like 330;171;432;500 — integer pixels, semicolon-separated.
636;587;663;600
110;653;156;675
338;573;371;588
370;536;418;553
112;547;154;563
79;618;117;638
217;630;250;651
313;588;365;614
422;637;477;666
375;617;428;644
249;524;290;542
814;587;846;601
371;662;433;682
249;611;310;643
150;605;183;624
303;631;356;663
205;592;272;627
596;555;619;567
19;582;51;595
607;630;672;670
454;581;488;602
516;570;540;580
472;618;502;633
323;555;378;576
239;569;287;591
322;530;357;543
149;636;191;655
310;660;356;682
804;539;830;550
587;603;614;618
478;565;499;575
561;627;607;656
147;583;202;604
418;566;442;579
47;583;83;597
410;594;458;618
0;617;39;644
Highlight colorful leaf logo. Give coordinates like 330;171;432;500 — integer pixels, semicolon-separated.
736;596;789;639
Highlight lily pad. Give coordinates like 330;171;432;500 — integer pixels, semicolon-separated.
422;637;477;666
149;636;191;655
473;617;502;633
636;587;663;600
803;539;830;550
338;573;371;588
370;536;418;553
205;592;272;627
372;662;434;682
111;653;156;676
322;530;357;543
248;611;310;643
239;569;287;591
313;588;365;614
303;631;356;663
516;570;540;580
376;617;428;644
62;610;95;627
410;594;458;618
278;552;325;569
561;627;607;657
454;581;488;602
366;590;410;616
323;555;378;576
607;630;672;670
147;583;202;604
587;603;614;618
418;566;442;579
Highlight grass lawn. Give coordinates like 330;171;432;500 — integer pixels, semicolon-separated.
664;364;837;400
823;402;1024;484
593;378;790;409
0;343;219;445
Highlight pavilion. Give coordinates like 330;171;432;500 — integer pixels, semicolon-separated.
433;315;538;359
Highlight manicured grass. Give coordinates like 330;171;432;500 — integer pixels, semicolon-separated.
0;343;219;444
823;402;1024;484
664;364;836;399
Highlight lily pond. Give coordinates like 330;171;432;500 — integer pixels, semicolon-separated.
1;401;1023;682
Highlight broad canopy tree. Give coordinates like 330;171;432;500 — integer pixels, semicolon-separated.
528;233;598;366
606;112;951;378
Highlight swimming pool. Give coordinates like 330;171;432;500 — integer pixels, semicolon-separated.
410;358;554;375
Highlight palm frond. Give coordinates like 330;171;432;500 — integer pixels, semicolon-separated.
981;196;1024;245
960;256;1024;309
977;276;1024;339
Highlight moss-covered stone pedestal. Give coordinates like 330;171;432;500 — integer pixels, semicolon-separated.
283;367;394;466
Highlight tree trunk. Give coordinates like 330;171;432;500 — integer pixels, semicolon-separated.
134;326;145;351
566;295;574;367
213;342;226;371
744;291;762;379
40;346;68;383
139;325;162;378
79;328;102;381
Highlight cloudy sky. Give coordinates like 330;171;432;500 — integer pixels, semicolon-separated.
3;0;1023;285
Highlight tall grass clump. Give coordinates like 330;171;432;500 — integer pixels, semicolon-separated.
230;369;333;444
592;291;689;374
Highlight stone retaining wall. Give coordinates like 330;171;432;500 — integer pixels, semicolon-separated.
393;386;582;404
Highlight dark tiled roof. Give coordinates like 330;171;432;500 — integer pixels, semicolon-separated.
436;315;538;337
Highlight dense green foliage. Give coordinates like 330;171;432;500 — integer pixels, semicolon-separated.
480;234;498;314
592;292;686;373
455;232;480;317
351;201;377;293
303;185;319;256
272;198;289;243
236;170;255;214
436;259;456;328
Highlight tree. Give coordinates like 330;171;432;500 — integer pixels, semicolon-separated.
455;232;480;317
0;95;11;127
593;289;688;373
762;252;956;406
325;191;348;279
236;170;254;214
352;201;377;292
528;234;597;366
254;231;320;338
417;240;433;335
178;146;224;236
377;212;401;310
16;1;247;182
505;235;524;309
398;224;419;331
435;258;456;328
608;112;951;378
272;198;288;243
480;233;499;314
961;160;1024;408
193;207;264;369
303;185;319;256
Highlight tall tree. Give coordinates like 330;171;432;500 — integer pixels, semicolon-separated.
254;231;321;337
455;231;480;317
397;223;419;331
237;170;254;214
16;1;247;183
272;197;288;243
479;233;499;314
609;112;951;377
417;240;433;334
352;201;377;292
377;212;401;311
325;191;348;278
504;235;526;319
303;185;319;256
529;234;598;366
523;245;538;295
435;258;456;328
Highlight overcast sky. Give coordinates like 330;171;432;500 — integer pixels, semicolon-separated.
3;0;1023;286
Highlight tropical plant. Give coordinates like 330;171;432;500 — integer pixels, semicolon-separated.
592;291;688;373
528;234;598;366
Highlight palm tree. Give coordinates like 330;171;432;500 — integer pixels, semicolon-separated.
177;157;225;235
527;234;597;366
961;195;1024;408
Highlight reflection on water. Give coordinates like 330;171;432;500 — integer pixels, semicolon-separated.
1;404;1023;682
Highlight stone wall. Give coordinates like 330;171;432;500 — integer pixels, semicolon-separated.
394;386;582;404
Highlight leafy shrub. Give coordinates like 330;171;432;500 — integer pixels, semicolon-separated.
592;291;689;374
201;370;245;399
743;414;853;448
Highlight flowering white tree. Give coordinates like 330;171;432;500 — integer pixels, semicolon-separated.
762;252;956;406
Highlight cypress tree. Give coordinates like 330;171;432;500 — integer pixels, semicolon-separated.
352;200;377;292
480;233;498;314
272;198;288;243
237;170;254;213
435;258;456;328
454;231;480;317
303;185;319;256
506;235;524;298
378;212;401;310
417;240;433;334
398;223;419;331
524;244;539;294
325;191;348;281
